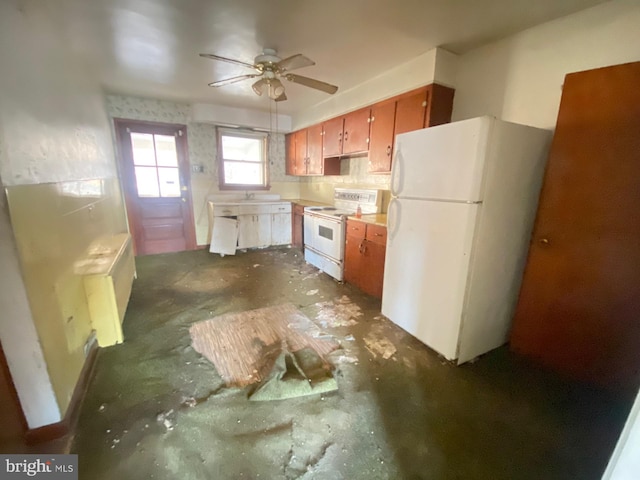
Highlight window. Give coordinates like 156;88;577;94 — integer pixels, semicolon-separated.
130;132;181;197
218;129;269;189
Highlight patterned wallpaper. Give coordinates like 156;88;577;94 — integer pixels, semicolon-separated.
105;94;292;183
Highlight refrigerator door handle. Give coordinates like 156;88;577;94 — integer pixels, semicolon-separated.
390;148;403;198
387;198;400;244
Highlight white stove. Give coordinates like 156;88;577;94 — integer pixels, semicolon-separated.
304;188;382;281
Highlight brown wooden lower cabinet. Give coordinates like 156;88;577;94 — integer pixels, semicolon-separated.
292;204;304;249
344;219;387;298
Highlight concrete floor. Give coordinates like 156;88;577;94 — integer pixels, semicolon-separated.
73;247;631;479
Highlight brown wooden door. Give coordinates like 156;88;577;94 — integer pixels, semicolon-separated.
342;107;371;155
115;120;196;256
510;61;640;390
285;133;296;175
322;117;344;157
306;124;324;174
394;87;428;136
368;100;397;173
0;343;27;447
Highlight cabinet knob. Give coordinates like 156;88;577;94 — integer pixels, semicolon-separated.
344;131;349;141
539;238;550;246
386;145;392;156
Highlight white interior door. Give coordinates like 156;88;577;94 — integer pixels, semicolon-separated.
382;197;478;360
391;116;492;202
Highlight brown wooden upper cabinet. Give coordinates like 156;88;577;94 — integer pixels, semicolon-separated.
285;125;339;176
368;84;455;173
368;99;397;173
322;108;371;157
286;83;455;176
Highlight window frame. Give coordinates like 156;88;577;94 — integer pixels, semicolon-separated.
217;128;270;190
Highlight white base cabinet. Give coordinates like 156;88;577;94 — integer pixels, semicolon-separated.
209;201;292;254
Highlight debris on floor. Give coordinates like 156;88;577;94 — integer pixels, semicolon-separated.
189;303;339;387
314;295;362;328
364;325;397;360
249;345;338;401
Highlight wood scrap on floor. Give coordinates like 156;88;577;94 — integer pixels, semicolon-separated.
189;303;339;388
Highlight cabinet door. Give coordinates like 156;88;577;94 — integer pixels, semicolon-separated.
237;215;259;249
256;214;271;247
344;234;365;288
306;123;324;175
292;210;304;248
285;133;296;175
322;117;344;157
394;87;428;136
361;239;386;299
294;129;308;175
342;107;371;155
271;213;292;245
368;100;396;173
424;84;455;127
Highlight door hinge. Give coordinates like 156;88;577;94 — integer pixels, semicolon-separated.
126;127;131;133
178;130;183;137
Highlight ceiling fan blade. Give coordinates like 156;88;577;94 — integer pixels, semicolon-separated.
285;74;338;94
275;92;287;102
199;53;256;70
276;54;315;72
208;74;259;87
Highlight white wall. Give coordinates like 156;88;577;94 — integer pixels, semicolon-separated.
452;0;640;129
0;2;117;186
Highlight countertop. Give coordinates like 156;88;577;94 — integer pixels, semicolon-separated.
346;214;388;227
283;198;332;208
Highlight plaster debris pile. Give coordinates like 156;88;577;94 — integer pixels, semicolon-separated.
314;295;363;328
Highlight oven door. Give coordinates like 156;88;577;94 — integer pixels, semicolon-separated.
311;214;345;261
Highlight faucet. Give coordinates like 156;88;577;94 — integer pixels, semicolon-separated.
245;191;255;200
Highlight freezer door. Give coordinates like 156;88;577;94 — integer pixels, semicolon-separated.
391;116;492;202
382;198;478;360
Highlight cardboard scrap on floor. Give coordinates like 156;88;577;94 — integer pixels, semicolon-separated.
189;303;340;396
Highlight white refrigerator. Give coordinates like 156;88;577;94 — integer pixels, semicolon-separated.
381;116;551;364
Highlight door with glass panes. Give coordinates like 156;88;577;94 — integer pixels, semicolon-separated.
115;120;196;255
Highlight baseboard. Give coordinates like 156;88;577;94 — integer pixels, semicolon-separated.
25;343;100;445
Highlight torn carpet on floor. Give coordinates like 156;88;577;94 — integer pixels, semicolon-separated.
189;303;340;395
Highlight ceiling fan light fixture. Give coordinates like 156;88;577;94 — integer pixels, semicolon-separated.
268;78;285;100
252;79;266;96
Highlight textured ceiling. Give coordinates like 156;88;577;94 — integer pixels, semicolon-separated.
52;0;607;114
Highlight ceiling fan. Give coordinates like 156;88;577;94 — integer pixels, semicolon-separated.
199;48;338;102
